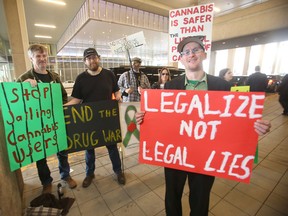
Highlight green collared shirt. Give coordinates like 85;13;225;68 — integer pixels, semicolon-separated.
185;73;208;90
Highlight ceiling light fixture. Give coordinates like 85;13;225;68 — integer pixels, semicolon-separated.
35;35;52;39
214;7;221;13
35;23;56;28
40;0;66;6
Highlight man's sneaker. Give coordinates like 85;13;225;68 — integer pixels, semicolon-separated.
63;176;77;189
117;172;126;185
82;174;95;188
42;183;52;194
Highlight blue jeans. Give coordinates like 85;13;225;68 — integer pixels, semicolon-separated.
85;143;122;176
36;150;70;185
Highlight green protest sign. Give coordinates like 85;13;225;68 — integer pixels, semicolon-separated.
0;82;67;171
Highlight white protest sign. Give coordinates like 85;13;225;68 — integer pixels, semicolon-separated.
108;31;146;54
169;3;214;65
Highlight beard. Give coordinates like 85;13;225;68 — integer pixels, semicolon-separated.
88;63;99;71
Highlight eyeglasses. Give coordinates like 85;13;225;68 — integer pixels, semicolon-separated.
162;73;169;76
180;47;203;56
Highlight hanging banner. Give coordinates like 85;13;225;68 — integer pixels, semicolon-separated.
169;3;214;69
64;100;122;153
0;82;67;171
139;89;265;183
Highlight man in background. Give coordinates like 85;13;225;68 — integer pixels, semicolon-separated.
118;57;150;102
17;44;77;194
247;65;268;92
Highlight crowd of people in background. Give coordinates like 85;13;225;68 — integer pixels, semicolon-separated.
217;65;288;116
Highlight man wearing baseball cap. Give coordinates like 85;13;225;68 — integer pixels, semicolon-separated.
135;35;271;216
65;47;125;187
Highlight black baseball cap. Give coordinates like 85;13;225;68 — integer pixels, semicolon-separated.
177;36;205;53
83;48;99;58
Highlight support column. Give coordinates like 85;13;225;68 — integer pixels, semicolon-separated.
3;0;30;80
209;51;216;75
243;47;251;75
1;0;29;214
0;109;23;216
227;49;235;71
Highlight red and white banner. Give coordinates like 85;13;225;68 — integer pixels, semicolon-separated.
139;89;265;183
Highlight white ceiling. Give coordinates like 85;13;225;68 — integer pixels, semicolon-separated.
59;20;170;57
0;0;268;57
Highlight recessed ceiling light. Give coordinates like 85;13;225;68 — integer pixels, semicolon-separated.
35;23;56;28
214;7;221;13
40;0;66;6
35;35;52;39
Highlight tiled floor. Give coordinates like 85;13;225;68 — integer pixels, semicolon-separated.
22;93;288;216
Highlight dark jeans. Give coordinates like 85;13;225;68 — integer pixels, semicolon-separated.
85;143;122;176
164;167;215;216
36;150;70;186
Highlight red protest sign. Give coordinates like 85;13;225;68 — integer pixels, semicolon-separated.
139;90;265;183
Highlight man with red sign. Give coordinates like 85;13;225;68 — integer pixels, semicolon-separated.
136;36;271;216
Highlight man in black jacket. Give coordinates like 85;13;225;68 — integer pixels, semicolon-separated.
136;36;271;216
247;66;268;92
